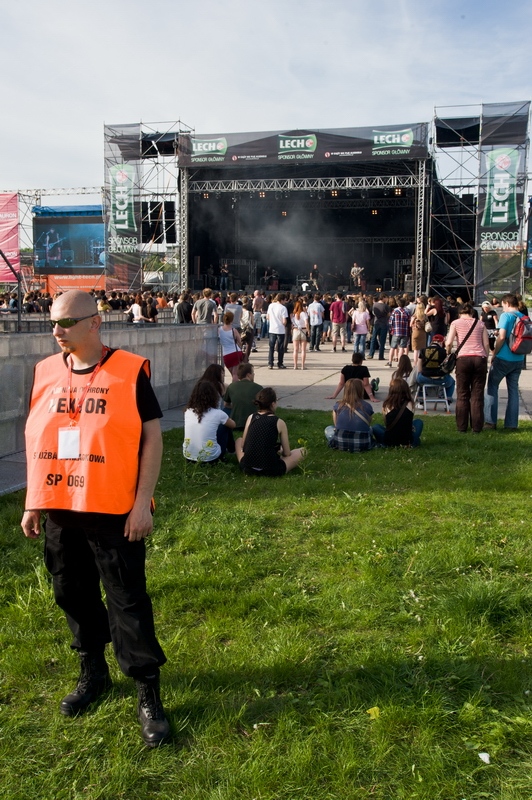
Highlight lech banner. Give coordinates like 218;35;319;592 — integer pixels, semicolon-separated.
177;123;429;168
104;124;142;290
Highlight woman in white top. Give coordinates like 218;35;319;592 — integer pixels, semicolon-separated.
183;380;235;463
127;293;150;324
350;301;370;355
218;310;243;381
290;300;310;369
446;302;489;433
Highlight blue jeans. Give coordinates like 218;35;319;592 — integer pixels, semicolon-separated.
372;419;423;447
485;356;522;428
310;324;322;350
369;324;387;359
353;334;367;354
416;372;455;400
268;333;285;366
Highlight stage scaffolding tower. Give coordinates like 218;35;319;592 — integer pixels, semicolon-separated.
430;102;530;301
429;105;482;300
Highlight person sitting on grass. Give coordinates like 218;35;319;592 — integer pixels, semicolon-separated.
197;363;226;407
326;352;378;402
392;354;417;391
235;387;306;476
325;378;375;452
223;362;263;433
183;381;235;464
372;378;423;448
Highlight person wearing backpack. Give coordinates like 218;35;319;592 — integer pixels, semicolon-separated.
484;294;527;430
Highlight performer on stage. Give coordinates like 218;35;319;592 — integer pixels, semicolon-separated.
220;264;229;291
261;266;273;286
351;263;364;289
45;229;62;265
310;264;320;291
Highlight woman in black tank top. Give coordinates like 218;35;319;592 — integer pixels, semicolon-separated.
235;388;306;476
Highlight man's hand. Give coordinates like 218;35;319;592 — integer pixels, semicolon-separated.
124;502;153;542
124;418;162;542
21;510;42;539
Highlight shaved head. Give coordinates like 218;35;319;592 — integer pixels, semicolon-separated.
51;290;98;318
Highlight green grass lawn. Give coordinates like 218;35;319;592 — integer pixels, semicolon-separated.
1;411;532;799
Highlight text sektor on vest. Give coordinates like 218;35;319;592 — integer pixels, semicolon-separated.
48;396;107;415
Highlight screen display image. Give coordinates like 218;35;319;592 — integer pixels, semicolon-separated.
34;216;105;275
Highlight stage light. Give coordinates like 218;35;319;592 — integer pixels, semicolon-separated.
249;191;254;199
202;192;209;199
331;189;338;197
309;190;315;199
383;188;390;197
259;191;266;198
283;190;290;199
394;188;402;196
317;190;324;200
371;209;378;215
281;211;287;217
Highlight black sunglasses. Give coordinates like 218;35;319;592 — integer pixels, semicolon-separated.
49;313;98;330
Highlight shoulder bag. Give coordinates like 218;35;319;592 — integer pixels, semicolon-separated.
440;318;478;374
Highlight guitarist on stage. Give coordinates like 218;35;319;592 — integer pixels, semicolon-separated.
45;229;63;266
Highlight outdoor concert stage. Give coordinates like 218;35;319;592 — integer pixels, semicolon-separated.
186;159;420;293
177;125;428;294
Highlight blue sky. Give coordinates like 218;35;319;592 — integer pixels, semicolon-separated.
1;0;530;190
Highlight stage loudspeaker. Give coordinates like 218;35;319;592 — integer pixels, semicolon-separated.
194;256;201;277
164;201;176;243
141;202;152;243
404;278;415;293
192;278;203;290
150;202;164;244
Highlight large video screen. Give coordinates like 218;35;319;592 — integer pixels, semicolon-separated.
34;215;105;275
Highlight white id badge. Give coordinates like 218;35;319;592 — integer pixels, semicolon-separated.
58;427;81;459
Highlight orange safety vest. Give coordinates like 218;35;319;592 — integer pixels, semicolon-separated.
25;350;150;514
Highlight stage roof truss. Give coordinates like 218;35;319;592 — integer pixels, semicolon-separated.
241;235;414;245
187;174;425;194
234;197;416;210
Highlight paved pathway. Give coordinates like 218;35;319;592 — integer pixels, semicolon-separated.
1;342;530;497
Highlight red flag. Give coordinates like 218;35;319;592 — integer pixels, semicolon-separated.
0;194;20;282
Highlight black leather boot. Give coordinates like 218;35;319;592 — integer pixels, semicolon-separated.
136;674;170;747
60;651;112;717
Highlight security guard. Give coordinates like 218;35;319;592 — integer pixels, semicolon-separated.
21;290;169;747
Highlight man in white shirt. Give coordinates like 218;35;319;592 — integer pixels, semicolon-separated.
307;293;325;352
267;293;288;369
